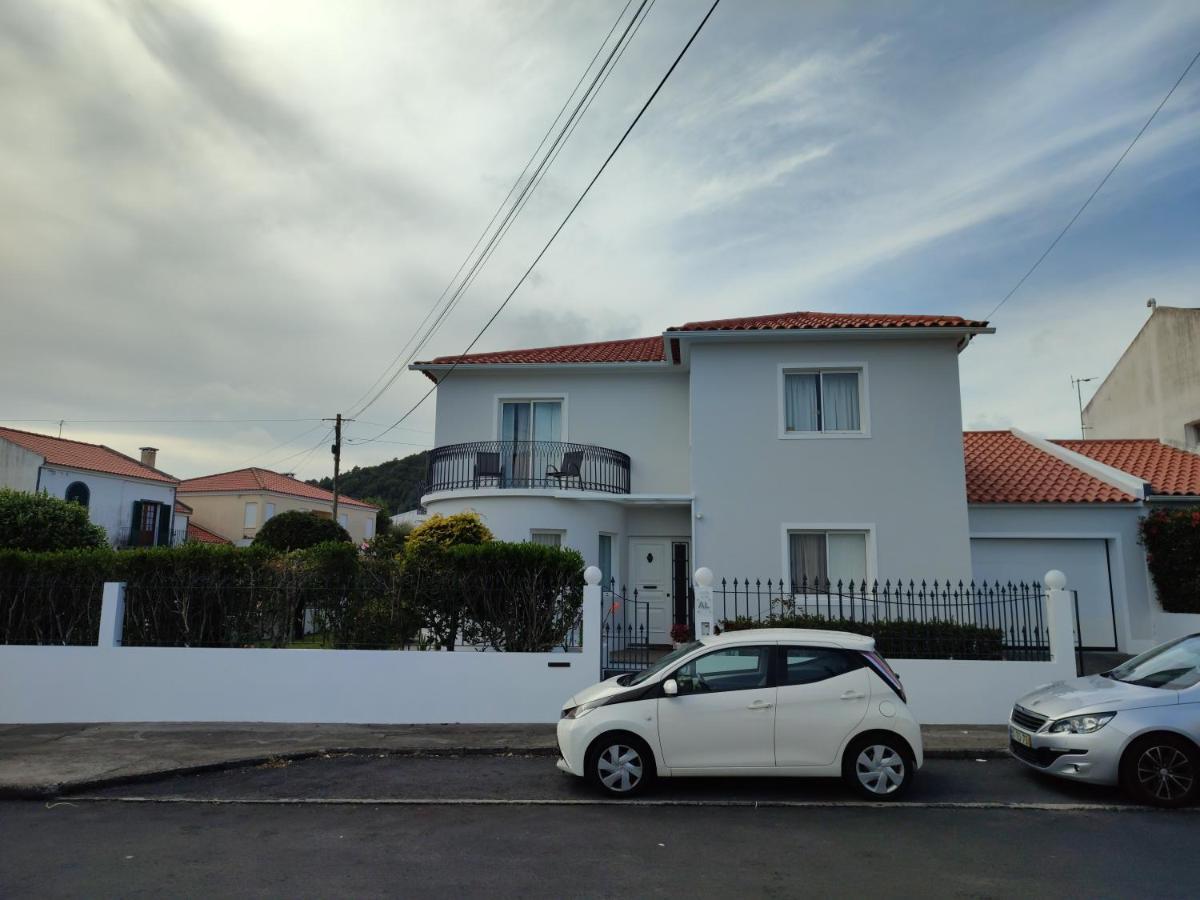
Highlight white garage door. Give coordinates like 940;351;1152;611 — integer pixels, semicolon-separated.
970;538;1117;650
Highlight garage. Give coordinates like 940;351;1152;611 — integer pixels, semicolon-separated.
969;538;1118;650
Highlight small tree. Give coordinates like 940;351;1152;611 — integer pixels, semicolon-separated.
0;489;108;552
1139;507;1200;614
363;523;412;560
404;512;493;650
252;510;352;553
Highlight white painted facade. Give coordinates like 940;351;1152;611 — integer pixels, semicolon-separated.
37;465;178;547
0;441;42;493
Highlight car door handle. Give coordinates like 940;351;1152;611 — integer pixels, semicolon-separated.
747;701;774;710
840;691;866;701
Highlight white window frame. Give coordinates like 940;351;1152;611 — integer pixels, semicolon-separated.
780;522;876;586
243;502;258;529
777;362;870;439
492;393;568;441
365;516;375;540
337;512;349;529
530;529;565;547
264;502;276;522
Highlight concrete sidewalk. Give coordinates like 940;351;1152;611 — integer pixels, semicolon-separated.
0;722;1009;798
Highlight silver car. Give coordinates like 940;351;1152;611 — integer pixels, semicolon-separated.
1009;633;1200;806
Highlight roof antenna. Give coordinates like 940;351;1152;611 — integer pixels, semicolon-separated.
1070;376;1097;441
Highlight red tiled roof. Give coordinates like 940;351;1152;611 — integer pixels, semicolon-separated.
186;521;231;545
173;499;193;515
963;431;1136;504
0;426;178;484
669;311;989;332
1055;439;1200;497
178;467;378;509
422;336;665;366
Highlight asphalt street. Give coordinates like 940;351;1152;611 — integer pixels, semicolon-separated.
2;755;1195;898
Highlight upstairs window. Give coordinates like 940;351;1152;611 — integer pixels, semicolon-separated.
782;369;864;435
65;481;90;508
244;502;258;529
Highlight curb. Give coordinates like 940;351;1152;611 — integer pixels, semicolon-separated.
0;744;1009;801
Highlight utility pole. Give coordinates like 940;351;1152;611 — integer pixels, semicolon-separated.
1070;376;1097;440
324;414;353;522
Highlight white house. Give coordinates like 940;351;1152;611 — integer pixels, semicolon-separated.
411;309;1200;656
412;310;992;646
0;427;180;546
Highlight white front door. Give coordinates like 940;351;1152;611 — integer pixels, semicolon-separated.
631;539;670;644
657;645;777;769
774;645;871;766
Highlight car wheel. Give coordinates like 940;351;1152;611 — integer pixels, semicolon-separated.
843;734;914;800
1121;734;1199;808
585;733;655;798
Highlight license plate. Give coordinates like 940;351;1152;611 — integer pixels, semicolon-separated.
1010;726;1033;748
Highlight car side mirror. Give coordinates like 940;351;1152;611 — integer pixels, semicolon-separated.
663;678;679;697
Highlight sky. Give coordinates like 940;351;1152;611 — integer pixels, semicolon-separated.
1;0;1198;482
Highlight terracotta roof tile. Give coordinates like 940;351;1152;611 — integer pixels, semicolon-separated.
1055;439;1200;497
963;431;1136;504
178;467;378;509
0;426;178;484
669;311;989;332
173;499;193;515
186;521;231;545
421;336;665;366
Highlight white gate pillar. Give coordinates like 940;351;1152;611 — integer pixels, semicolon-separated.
1043;570;1076;664
693;567;714;638
98;581;126;648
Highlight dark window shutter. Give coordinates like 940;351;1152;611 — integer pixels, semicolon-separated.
157;503;172;546
129;500;143;546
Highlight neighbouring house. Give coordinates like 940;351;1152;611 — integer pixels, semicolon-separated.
964;430;1200;654
390;508;428;529
178;467;380;546
0;427;180;546
1082;303;1200;449
412;310;992;646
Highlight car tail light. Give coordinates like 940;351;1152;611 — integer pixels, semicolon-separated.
863;650;906;703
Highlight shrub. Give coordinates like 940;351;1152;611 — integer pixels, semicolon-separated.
0;547;114;644
1139;507;1200;614
450;542;584;651
404;512;492;555
719;613;1005;660
362;524;412;560
252;510;351;552
0;489;108;552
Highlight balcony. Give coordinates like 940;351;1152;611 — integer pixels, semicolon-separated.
425;440;631;495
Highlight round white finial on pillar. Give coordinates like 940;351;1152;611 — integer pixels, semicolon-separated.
584;566;602;586
693;567;714;588
1044;570;1067;591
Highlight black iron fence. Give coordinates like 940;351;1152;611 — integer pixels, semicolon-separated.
716;577;1049;661
425;440;631;494
600;582;654;676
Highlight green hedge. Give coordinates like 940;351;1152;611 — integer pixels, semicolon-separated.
0;489;108;552
0;548;114;644
1139;507;1200;614
719;613;1005;660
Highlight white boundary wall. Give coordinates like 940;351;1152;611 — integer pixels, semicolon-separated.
0;579;602;725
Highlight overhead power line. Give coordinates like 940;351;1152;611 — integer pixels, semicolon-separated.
357;0;722;447
346;0;653;421
985;45;1200;321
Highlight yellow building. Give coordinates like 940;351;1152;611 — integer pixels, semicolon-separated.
178;467;380;546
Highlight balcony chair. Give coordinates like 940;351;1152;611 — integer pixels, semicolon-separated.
473;451;502;488
546;450;584;488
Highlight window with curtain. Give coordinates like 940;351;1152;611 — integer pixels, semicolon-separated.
783;370;862;433
243;502;258;528
500;399;563;485
788;531;867;589
531;531;562;548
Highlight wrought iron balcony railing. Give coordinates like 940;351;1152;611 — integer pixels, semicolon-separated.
425;440;631;495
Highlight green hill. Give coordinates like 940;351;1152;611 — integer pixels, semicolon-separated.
308;451;428;515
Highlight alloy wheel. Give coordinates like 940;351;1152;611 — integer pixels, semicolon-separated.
856;744;906;795
597;743;644;793
1136;744;1195;803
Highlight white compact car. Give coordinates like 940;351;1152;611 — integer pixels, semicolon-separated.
557;628;922;798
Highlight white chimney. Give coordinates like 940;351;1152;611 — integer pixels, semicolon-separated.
139;446;159;468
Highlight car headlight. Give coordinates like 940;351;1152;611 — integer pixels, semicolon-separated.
1048;712;1115;734
561;698;607;720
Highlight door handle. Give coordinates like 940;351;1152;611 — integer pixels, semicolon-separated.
840;691;866;701
747;701;774;710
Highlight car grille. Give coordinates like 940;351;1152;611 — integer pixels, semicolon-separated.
1010;740;1085;769
1011;705;1048;732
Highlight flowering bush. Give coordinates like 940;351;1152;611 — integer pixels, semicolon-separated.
1138;507;1200;614
670;622;693;644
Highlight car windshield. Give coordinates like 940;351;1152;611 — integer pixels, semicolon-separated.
1108;635;1200;690
625;641;703;686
